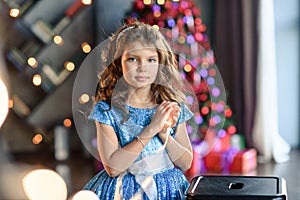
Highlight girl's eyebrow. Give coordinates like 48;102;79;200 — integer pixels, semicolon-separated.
126;52;158;58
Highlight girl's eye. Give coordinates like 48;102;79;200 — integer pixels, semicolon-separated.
148;58;157;63
128;57;137;62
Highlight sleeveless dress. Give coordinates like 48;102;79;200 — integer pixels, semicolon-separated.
84;100;194;200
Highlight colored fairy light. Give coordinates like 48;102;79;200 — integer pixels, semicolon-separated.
180;1;188;9
157;0;165;5
177;36;185;44
184;64;192;72
184;9;192;16
152;4;161;11
201;106;209;115
225;108;232;117
227;125;237;134
209;68;216;76
201;62;209;68
167;18;176;27
195;18;202;25
186;34;195;44
212;115;221;124
186;95;194;105
152;24;159;30
216;101;225;112
194;114;203;124
200;68;208;78
199;94;207;102
195;33;203;42
143;0;152;5
211;87;221;97
207;77;215;85
217;129;227;138
186;125;193;134
153;10;161;17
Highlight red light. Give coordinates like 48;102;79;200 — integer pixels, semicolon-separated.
227;125;237;134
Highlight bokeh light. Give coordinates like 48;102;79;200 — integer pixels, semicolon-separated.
0;78;9;127
22;169;67;200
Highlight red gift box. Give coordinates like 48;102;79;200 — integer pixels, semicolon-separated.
203;148;238;172
229;148;257;173
203;148;257;173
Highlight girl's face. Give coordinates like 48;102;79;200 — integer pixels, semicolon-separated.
121;41;159;90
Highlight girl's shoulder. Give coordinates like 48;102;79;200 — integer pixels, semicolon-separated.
94;100;111;111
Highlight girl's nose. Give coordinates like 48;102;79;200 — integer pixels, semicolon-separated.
137;60;148;71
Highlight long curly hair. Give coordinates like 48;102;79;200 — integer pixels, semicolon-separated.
95;21;188;120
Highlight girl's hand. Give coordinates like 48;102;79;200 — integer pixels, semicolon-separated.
164;104;181;128
148;101;179;135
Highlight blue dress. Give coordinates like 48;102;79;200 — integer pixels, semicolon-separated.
84;100;194;200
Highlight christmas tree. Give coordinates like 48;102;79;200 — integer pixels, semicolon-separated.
125;0;237;148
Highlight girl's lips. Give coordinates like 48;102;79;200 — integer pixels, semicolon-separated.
135;76;148;82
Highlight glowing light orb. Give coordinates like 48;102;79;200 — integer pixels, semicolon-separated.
22;169;67;200
0;78;9;127
72;190;99;200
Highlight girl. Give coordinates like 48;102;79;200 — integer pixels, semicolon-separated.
84;21;194;200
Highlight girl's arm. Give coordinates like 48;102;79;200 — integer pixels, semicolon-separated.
158;122;193;171
95;122;155;177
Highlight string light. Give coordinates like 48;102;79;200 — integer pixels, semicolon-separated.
157;0;165;5
27;57;38;68
143;0;152;5
184;64;192;72
81;42;91;53
53;35;64;46
32;74;42;86
152;25;159;30
9;8;20;18
81;0;93;5
32;134;43;145
64;61;75;71
63;118;72;128
79;94;90;104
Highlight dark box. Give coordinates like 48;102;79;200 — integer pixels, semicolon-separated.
186;175;287;200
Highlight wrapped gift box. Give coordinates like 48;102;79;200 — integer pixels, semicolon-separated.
203;148;257;173
229;148;257;173
203;148;238;172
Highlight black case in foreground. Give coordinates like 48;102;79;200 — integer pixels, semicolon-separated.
186;175;287;200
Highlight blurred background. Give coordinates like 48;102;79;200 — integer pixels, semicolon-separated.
0;0;299;199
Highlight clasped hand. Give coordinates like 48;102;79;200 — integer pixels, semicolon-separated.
149;101;180;135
